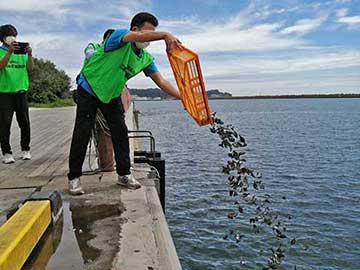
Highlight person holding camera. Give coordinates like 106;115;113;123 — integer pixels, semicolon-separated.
0;24;33;164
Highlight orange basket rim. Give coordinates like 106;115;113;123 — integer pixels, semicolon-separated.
167;44;198;57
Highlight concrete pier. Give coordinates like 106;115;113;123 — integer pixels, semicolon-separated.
0;105;182;270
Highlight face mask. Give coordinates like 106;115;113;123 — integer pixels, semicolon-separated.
4;36;16;45
135;41;150;49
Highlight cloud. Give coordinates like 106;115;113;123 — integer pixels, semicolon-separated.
0;0;152;29
1;0;359;95
336;8;349;17
149;18;306;54
193;0;221;7
180;23;305;53
0;0;74;12
336;6;360;27
128;48;360;95
200;50;360;77
338;15;360;25
20;33;91;84
1;0;153;84
125;0;360;95
280;17;326;35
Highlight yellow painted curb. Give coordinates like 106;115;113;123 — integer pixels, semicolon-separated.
0;201;51;270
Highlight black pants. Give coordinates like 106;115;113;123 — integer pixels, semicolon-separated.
68;86;130;180
0;91;31;155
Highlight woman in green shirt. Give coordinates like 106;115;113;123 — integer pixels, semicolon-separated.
0;24;33;164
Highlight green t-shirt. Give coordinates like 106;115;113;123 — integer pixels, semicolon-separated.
0;46;29;93
81;42;154;103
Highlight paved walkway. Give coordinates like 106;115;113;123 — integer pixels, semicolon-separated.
0;107;76;189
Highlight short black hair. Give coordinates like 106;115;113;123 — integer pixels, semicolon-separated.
0;24;17;42
130;12;158;30
103;28;115;41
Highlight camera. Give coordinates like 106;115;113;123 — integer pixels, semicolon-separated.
14;42;29;55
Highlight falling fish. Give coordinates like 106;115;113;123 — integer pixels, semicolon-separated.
209;113;297;269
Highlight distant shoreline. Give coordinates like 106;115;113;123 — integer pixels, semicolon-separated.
209;93;360;100
134;93;360;101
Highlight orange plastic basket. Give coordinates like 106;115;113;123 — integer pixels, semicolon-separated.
167;45;213;126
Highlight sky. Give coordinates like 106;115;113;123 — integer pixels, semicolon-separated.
1;0;359;96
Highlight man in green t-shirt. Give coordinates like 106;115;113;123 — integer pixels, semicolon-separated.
0;24;33;164
68;12;181;195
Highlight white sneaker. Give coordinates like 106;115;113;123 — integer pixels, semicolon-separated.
2;154;15;164
21;151;31;160
68;178;85;195
117;174;141;189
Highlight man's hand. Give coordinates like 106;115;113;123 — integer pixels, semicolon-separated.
25;44;32;56
164;33;182;52
8;42;19;54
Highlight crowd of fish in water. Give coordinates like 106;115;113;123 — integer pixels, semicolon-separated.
209;113;298;269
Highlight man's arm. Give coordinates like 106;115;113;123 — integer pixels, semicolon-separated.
27;54;33;71
149;72;181;99
123;31;181;52
26;44;33;71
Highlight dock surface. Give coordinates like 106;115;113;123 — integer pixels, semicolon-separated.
0;106;181;270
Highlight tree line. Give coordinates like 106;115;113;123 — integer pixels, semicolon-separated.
28;58;71;104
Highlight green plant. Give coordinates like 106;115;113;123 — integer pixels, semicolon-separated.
28;58;71;104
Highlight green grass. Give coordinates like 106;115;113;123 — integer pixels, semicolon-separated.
29;98;75;108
